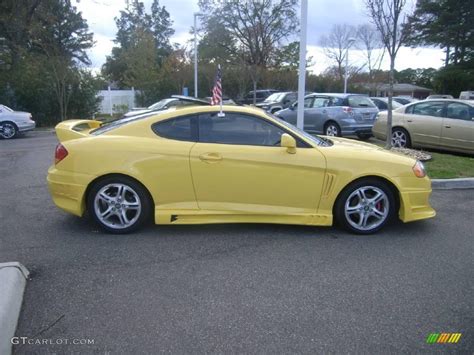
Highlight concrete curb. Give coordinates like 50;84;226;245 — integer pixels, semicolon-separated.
432;178;474;190
0;262;29;355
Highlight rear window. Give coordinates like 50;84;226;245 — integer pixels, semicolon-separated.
348;96;376;108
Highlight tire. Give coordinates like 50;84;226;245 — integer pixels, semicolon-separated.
391;127;411;148
324;121;341;137
87;176;152;234
0;121;18;139
356;133;371;141
334;178;397;234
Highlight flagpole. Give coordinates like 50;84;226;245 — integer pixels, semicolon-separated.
218;64;224;117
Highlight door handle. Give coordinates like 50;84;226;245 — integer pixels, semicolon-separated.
199;152;223;162
407;119;413;123
445;125;451;128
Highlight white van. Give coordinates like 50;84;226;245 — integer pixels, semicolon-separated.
459;91;474;100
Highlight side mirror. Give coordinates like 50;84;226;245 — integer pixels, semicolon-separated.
281;133;296;154
290;103;296;110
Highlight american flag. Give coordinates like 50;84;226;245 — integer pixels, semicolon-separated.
210;65;222;106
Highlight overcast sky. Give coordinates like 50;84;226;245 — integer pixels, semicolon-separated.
76;0;445;74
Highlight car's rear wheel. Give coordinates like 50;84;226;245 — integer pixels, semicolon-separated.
0;121;18;139
324;122;341;137
391;127;411;148
335;179;396;234
87;176;151;234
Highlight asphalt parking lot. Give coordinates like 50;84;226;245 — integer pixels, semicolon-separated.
1;131;473;353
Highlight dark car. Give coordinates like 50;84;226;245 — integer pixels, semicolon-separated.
275;93;379;139
370;97;403;110
239;89;279;105
393;97;417;105
255;92;298;113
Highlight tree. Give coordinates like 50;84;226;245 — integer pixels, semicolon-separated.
103;0;174;89
356;24;385;91
320;24;356;83
366;0;411;149
33;0;94;121
407;0;474;66
198;0;299;103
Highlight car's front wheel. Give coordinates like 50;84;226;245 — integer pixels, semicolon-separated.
87;176;152;234
391;127;411;148
335;179;396;234
0;121;18;139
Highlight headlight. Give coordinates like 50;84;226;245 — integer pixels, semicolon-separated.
412;160;426;178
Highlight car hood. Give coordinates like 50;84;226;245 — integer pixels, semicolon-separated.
323;136;416;165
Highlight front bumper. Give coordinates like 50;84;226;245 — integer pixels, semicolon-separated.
17;120;36;132
47;166;94;217
396;177;436;223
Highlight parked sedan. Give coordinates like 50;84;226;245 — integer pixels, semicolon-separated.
372;99;474;154
0;104;36;139
255;92;297;113
48;105;435;235
275;94;379;139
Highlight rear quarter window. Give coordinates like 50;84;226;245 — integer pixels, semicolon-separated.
152;115;197;141
348;96;376;108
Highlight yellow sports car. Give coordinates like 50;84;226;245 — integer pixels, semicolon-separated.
47;104;435;234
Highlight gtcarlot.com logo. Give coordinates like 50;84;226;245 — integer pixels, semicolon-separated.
426;333;462;344
11;337;95;345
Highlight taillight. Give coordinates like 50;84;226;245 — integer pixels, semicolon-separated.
55;143;68;164
342;106;353;115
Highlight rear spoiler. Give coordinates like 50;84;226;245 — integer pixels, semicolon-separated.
55;119;102;142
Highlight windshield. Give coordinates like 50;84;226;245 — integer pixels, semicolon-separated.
148;99;174;110
0;105;13;112
264;93;286;103
265;112;328;147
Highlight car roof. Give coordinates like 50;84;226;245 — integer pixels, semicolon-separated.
308;93;366;98
408;99;474;106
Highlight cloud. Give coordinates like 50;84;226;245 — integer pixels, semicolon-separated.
77;0;444;74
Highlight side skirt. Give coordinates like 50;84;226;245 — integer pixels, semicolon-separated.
154;209;333;226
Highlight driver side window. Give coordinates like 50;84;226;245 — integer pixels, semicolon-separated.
198;113;285;146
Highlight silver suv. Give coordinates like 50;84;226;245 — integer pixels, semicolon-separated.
275;94;379;139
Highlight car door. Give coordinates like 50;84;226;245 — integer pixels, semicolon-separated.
304;96;329;133
440;102;474;153
404;101;445;146
189;112;326;215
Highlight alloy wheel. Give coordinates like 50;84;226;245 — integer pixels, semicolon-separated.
93;183;142;230
0;123;17;139
392;130;407;148
344;186;389;232
326;124;339;136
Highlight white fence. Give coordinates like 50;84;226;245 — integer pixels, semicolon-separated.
97;88;139;115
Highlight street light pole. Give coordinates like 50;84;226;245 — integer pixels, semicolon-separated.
343;38;356;94
193;12;202;98
296;0;308;130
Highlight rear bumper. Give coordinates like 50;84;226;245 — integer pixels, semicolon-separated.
47;166;94;217
341;124;374;136
17;120;36;132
